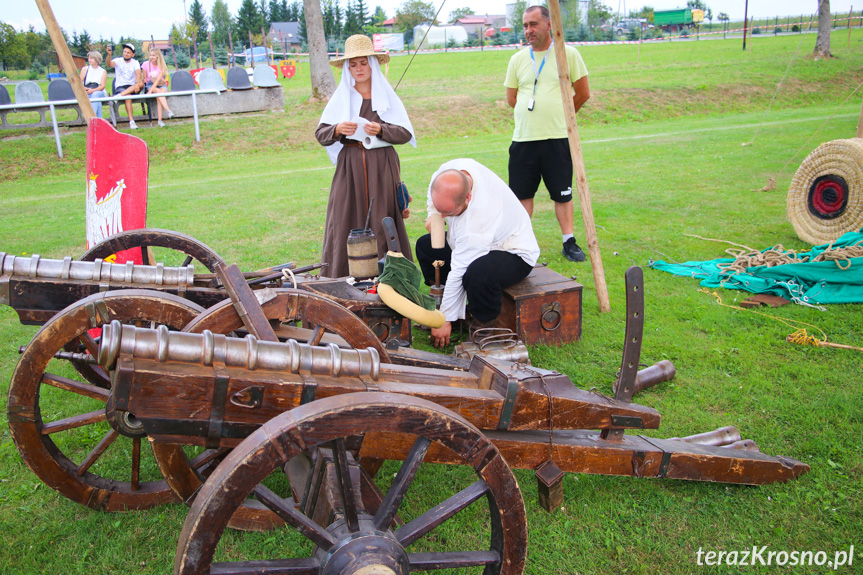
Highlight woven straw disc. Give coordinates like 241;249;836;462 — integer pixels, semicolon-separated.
787;138;863;245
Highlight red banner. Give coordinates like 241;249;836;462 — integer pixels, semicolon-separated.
85;118;148;264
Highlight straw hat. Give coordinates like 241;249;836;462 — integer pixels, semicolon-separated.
330;35;390;67
786;138;863;245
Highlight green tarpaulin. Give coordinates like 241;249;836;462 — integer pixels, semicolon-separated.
650;229;863;305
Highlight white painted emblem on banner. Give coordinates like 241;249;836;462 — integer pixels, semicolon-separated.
86;173;126;247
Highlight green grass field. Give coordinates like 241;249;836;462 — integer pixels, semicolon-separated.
1;30;862;574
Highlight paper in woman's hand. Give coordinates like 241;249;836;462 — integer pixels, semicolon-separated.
345;116;369;142
347;116;393;150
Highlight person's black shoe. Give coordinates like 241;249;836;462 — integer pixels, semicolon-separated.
562;238;586;262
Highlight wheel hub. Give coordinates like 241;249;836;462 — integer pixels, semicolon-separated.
317;517;409;575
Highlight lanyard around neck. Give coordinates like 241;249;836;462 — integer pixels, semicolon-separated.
529;41;552;95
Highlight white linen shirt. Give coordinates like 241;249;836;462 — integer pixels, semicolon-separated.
426;159;540;322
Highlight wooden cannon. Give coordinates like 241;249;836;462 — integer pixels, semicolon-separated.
5;237;808;573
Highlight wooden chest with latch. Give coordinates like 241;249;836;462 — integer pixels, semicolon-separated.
496;265;582;346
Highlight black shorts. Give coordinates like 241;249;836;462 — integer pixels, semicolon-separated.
508;139;574;203
113;85;132;96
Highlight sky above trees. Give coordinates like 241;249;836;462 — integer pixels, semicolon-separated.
5;0;856;40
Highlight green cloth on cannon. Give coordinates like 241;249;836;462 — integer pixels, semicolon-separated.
378;253;436;311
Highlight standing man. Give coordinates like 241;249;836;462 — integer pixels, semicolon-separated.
504;5;590;262
415;159;540;349
107;43;143;130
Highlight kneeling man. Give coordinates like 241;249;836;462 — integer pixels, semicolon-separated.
415;159;540;348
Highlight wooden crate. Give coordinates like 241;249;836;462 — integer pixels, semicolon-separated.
496;266;582;346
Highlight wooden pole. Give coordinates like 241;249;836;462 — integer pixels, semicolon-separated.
34;0;94;124
193;31;200;68
208;31;217;69
228;29;235;66
262;27;270;65
249;30;255;67
547;0;611;313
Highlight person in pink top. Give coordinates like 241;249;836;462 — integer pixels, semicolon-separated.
142;48;174;127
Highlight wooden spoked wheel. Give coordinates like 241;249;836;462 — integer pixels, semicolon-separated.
174;393;528;575
79;228;226;272
153;289;392;531
71;228;224;388
7;290;205;511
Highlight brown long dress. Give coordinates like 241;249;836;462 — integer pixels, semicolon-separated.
316;99;414;278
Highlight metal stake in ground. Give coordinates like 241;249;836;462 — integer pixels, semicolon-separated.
547;0;611;313
35;0;94;124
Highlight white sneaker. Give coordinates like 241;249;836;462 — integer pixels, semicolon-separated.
158;120;166;128
129;120;137;130
166;111;175;119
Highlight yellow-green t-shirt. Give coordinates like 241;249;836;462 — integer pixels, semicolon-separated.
503;44;588;142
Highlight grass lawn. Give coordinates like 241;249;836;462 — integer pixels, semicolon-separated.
0;30;861;574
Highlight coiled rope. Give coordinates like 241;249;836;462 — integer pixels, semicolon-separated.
683;234;863;273
698;288;862;353
718;242;863;274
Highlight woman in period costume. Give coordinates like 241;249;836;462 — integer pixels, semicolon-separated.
316;34;417;278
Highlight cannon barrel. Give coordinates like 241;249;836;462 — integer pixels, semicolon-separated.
613;359;676;396
99;321;381;380
668;425;742;447
634;359;676;393
0;252;194;303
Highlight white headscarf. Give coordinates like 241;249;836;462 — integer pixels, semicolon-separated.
319;57;416;165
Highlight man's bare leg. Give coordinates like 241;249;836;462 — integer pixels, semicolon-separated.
520;198;534;217
554;199;574;235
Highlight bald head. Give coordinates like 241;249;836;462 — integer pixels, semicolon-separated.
431;169;472;216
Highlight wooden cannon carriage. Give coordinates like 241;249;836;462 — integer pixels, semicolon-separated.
4;232;809;574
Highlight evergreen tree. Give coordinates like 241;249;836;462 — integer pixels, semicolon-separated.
211;0;234;46
355;0;370;29
189;0;209;31
343;0;363;36
259;0;271;29
299;3;308;42
236;0;263;39
333;2;344;36
269;0;283;21
322;0;336;37
287;1;302;20
70;29;93;54
371;6;387;25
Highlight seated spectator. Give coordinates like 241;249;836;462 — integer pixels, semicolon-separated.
107;42;143;129
79;50;107;118
142;48;174;127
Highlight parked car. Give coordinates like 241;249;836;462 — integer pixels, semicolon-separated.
604;18;651;35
